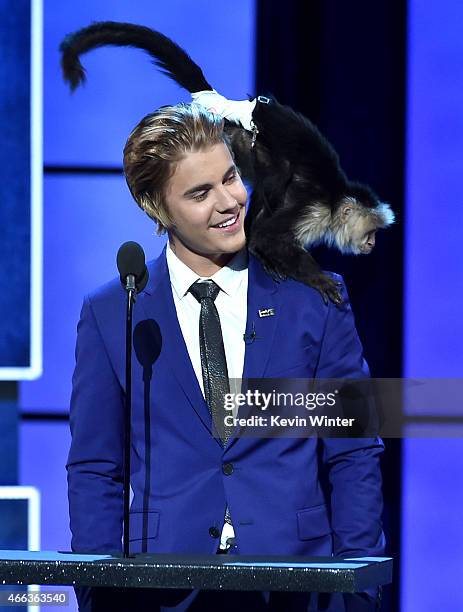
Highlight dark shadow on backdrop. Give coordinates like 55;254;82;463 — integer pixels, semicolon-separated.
255;2;407;610
133;319;162;552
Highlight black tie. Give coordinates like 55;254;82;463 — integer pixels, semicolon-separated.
189;280;233;445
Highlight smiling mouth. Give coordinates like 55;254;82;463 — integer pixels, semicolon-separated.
211;208;241;230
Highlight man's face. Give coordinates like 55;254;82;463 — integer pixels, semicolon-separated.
164;142;247;272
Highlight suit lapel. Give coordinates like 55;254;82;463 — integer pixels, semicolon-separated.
242;254;280;379
138;248;281;449
138;248;218;443
225;254;281;448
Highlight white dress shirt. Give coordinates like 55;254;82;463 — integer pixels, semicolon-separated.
165;242;248;548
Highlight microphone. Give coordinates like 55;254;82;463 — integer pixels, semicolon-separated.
243;322;257;344
117;241;149;292
116;241;148;557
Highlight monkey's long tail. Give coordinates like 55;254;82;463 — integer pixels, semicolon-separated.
60;21;213;94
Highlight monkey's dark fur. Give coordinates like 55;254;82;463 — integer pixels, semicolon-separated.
60;21;394;304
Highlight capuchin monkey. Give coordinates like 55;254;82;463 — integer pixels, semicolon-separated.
60;22;394;304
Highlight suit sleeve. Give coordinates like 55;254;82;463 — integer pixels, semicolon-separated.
66;295;124;555
314;275;386;559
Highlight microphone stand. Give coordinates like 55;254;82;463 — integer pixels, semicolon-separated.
123;274;136;558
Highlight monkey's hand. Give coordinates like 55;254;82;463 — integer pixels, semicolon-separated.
191;89;256;131
250;245;288;282
262;262;288;283
311;274;344;306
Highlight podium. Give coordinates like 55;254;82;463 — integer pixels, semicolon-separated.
0;550;391;594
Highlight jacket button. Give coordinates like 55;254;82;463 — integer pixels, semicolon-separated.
222;463;234;476
209;526;220;539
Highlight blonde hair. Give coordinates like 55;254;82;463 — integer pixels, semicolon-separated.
123;103;228;235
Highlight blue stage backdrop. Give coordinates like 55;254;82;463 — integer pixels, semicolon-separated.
403;0;463;609
0;0;42;379
20;0;255;413
19;5;255;610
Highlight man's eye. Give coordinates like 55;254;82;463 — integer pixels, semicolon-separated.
192;192;208;201
224;172;236;184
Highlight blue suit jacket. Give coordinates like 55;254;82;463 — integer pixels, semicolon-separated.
67;247;385;561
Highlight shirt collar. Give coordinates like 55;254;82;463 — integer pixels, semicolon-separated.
166;241;248;300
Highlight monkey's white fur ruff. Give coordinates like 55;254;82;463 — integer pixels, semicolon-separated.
294;197;395;254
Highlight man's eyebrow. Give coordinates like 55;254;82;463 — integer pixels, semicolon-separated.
182;164;236;197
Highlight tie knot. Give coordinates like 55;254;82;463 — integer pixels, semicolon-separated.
189;279;220;303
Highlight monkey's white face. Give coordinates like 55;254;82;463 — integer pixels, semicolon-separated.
339;203;379;255
352;223;377;254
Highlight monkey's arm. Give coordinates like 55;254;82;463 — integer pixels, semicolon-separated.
251;96;346;187
193;90;346;192
247;204;343;305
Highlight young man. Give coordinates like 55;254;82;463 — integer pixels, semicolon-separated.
67;103;385;611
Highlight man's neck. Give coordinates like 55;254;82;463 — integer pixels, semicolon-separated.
168;240;237;277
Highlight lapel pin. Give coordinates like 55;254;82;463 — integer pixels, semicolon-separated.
258;308;275;318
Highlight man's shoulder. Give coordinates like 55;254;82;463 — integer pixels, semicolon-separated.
279;270;343;297
248;252;343;308
84;255;161;311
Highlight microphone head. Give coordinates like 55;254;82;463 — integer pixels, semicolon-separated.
117;241;149;292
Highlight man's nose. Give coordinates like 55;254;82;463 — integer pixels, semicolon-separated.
216;187;238;211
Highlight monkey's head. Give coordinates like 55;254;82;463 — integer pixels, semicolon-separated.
329;182;395;255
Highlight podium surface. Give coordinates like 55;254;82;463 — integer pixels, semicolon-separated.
0;551;392;593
